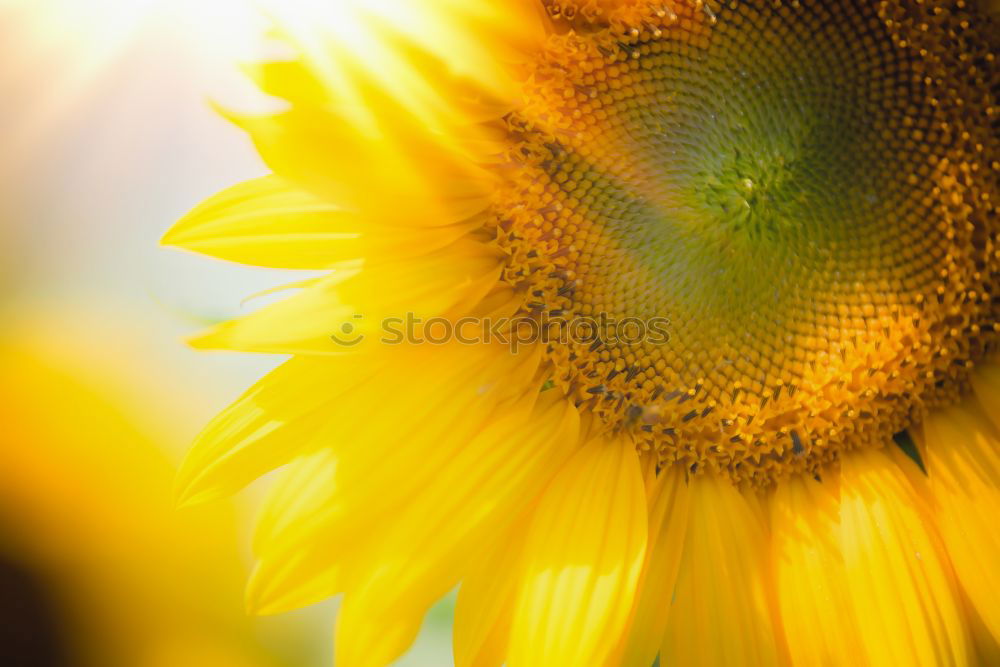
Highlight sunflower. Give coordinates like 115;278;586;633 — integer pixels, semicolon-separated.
164;1;1000;665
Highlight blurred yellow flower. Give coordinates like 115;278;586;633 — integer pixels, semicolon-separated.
165;1;999;665
0;318;295;667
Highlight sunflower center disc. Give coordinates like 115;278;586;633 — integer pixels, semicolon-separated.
498;0;999;483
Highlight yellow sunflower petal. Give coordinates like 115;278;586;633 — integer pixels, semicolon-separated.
189;239;505;354
264;0;546;124
247;48;518;134
616;463;690;667
839;447;969;666
162;175;479;269
247;342;541;614
771;473;864;665
965;588;1000;666
244;448;342;615
662;473;782;666
228;105;496;227
332;594;426;667
922;403;1000;641
174;354;383;506
507;436;647;667
333;390;580;666
453;523;527;667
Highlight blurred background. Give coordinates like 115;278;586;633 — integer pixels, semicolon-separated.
0;0;452;664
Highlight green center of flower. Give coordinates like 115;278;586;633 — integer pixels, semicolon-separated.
499;0;999;483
